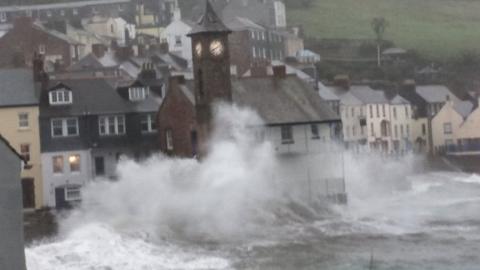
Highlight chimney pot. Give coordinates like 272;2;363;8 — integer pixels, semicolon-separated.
334;74;350;90
272;65;287;78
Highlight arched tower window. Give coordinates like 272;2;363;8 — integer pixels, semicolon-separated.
197;69;204;98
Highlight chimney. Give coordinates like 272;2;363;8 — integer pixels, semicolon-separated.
92;44;106;58
168;74;185;91
402;79;416;92
272;65;286;79
32;53;44;82
159;42;169;54
334;74;350;90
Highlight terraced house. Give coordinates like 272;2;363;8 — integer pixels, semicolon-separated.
0;69;43;209
37;60;164;208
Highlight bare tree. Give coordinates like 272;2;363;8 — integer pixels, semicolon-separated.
371;17;388;67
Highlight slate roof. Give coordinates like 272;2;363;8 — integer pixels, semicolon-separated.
339;91;363;106
179;75;340;125
41;78;161;117
349;86;389;104
188;0;231;36
33;23;83;45
453;100;474;118
224;16;264;31
0;69;38;107
318;84;340;101
415;85;457;103
390;94;410;105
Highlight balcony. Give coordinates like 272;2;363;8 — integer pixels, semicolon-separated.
446;143;480;156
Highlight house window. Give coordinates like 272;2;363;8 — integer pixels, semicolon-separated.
393;107;397;119
262;48;267;58
443;123;452;134
73;8;78;15
405;106;409;118
311;124;319;139
60;9;65;16
65;185;81;201
166;129;173;151
394;125;398;138
141;114;157;133
18;112;29;129
351;107;355;117
51;118;79;137
445;139;454;147
422;123;426;136
99;115;125;136
69;154;80;172
352;126;356;136
38;44;46;55
175;35;182;46
49;89;72;105
281;125;293;144
406;125;410;137
370;123;375;136
376;105;379;118
382;104;386;117
20;144;30;162
400;125;404;137
250;30;255;39
111;24;115;33
46;10;52;17
0;12;6;22
252;47;256;58
52;156;64;173
128;87;149;101
369;105;373;118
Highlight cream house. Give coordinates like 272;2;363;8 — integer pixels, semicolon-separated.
431;99;473;154
455;97;480;155
0;69;43;209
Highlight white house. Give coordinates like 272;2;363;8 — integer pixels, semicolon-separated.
337;85;413;153
161;19;194;65
82;16;135;45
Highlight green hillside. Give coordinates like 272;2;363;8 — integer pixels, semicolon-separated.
287;0;480;60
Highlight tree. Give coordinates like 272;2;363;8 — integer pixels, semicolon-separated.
371;17;388;67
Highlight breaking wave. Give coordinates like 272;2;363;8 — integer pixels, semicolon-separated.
25;104;480;269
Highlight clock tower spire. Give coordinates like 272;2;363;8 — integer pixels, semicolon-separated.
187;0;232;154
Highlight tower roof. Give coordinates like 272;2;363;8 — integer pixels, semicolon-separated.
187;0;231;36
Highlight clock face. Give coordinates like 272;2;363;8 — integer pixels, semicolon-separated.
209;40;224;57
195;42;203;57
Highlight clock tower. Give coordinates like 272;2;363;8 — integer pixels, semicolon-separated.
187;0;232;153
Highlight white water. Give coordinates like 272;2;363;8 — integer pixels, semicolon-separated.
26;104;480;269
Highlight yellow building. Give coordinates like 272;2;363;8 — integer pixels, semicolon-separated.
0;69;43;209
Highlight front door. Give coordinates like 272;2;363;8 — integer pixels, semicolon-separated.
95;156;105;176
21;178;35;209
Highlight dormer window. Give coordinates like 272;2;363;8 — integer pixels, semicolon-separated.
128;87;150;101
49;89;73;105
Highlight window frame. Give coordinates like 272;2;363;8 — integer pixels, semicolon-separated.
52;155;64;174
443;123;453;134
98;115;126;136
69;154;81;173
166;129;173;151
311;124;320;139
128;86;150;101
49;89;73;105
141;114;157;134
280;125;294;144
18;112;29;129
64;185;81;201
51;118;79;138
20;144;30;162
